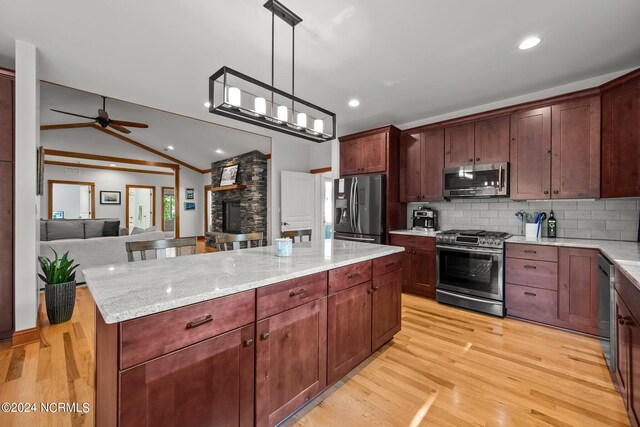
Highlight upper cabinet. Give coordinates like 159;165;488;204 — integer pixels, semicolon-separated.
399;128;444;202
510;107;552;200
444;123;475;167
444;118;510;168
510;96;600;200
601;72;640;198
339;132;387;176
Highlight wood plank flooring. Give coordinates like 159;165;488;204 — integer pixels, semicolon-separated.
0;288;628;426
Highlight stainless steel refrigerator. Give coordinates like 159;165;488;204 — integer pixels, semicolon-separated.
334;175;386;244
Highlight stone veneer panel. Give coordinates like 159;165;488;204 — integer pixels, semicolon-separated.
210;150;267;236
407;198;640;241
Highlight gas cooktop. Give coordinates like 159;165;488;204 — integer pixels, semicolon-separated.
436;229;511;248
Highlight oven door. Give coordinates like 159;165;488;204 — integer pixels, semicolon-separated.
436;244;503;300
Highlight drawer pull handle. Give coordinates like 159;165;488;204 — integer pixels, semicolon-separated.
524;250;537;254
347;273;360;279
524;265;537;269
186;314;213;329
289;288;307;297
385;262;395;267
244;338;253;347
261;332;270;340
524;292;537;297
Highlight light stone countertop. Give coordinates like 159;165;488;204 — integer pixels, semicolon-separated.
84;240;404;324
390;229;439;237
506;236;640;292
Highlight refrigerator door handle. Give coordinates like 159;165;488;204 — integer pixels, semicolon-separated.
354;178;361;233
349;179;356;232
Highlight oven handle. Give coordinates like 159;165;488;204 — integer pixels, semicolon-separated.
436;244;503;256
437;289;503;305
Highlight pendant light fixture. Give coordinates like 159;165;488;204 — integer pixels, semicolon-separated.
208;0;336;143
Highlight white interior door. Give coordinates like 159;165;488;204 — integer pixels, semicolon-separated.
281;171;316;235
128;187;154;230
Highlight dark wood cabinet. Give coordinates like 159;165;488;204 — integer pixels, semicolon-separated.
602;73;640;198
255;298;327;427
551;97;600;198
389;235;436;298
399;129;444;202
558;247;599;335
339;138;362;176
339;133;386;176
616;293;631;408
444;123;475;168
0;70;13;341
372;271;402;350
119;324;255;427
327;282;371;384
510;107;552;200
474;115;510;165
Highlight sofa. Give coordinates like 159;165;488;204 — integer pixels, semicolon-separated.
39;219;166;283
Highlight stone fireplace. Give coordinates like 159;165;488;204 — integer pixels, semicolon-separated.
209;150;267;237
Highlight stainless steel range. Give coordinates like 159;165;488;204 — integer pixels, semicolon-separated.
435;229;511;317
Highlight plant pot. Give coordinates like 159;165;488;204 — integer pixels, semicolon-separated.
45;281;76;324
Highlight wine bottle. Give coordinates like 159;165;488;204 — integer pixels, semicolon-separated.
547;210;557;238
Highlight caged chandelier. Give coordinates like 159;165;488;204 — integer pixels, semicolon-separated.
208;0;336;143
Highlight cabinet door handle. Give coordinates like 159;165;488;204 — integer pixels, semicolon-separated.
524;265;537;269
186;314;213;329
289;288;307;297
367;289;375;294
412;250;416;254
468;158;473;162
244;338;253;347
347;273;360;279
260;332;270;340
476;157;480;161
524;292;537;297
524;250;537;254
553;190;559;194
544;190;549;195
385;261;395;267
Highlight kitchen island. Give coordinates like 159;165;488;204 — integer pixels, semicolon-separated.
84;240;404;427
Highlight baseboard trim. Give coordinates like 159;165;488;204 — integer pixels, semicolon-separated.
12;304;42;347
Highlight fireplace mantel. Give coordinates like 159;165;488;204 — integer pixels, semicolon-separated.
211;184;247;192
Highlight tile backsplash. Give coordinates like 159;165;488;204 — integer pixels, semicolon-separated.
406;198;640;241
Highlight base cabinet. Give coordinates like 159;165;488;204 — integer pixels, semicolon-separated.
256;299;327;427
389;235;436;298
119;325;255;427
372;271;402;350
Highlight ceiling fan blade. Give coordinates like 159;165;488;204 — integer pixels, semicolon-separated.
40;122;94;131
110;120;149;128
50;109;96;120
108;123;131;134
98;109;109;120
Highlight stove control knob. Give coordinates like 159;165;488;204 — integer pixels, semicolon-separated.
479;239;486;244
494;240;500;245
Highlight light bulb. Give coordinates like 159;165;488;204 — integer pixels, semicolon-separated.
313;119;324;134
227;87;241;107
296;113;307;128
254;97;267;115
277;105;288;122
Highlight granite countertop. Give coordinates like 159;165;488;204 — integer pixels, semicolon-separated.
507;236;640;291
390;229;439;237
84;240;404;324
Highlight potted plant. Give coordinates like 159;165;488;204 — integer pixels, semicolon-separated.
38;249;79;324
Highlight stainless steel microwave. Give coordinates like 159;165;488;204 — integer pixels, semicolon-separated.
443;162;509;198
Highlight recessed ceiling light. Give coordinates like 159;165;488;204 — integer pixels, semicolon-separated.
204;101;212;108
519;36;541;50
167;145;174;150
109;163;116;167
215;149;223;154
348;99;360;108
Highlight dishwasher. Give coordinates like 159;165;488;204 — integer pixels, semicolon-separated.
598;254;616;373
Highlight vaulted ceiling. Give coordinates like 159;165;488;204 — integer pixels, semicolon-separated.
1;0;639;137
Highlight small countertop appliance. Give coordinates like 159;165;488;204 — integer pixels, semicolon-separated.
412;207;438;231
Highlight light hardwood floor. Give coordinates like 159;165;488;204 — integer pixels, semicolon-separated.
0;289;628;426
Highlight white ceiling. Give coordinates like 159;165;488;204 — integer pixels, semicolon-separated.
1;0;640;136
40;83;271;170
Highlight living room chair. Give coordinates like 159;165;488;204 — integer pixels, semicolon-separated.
214;232;264;251
125;237;197;262
281;229;312;242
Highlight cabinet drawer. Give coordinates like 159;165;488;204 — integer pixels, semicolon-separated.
389;234;436;250
372;253;402;277
506;258;558;290
506;243;558;262
329;261;372;294
506;284;558;323
120;290;255;369
256;272;327;320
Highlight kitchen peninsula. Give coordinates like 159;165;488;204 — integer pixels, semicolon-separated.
84;240;404;427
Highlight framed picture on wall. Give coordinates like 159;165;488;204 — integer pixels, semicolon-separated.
220;164;239;186
100;191;121;205
52;211;64;220
186;188;194;199
185;202;196;211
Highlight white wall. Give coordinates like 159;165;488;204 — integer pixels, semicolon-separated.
308;142;332;171
43;164;174;230
178;167;207;237
14;41;39;332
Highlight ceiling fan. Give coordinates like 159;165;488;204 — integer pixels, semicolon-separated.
49;96;149;134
